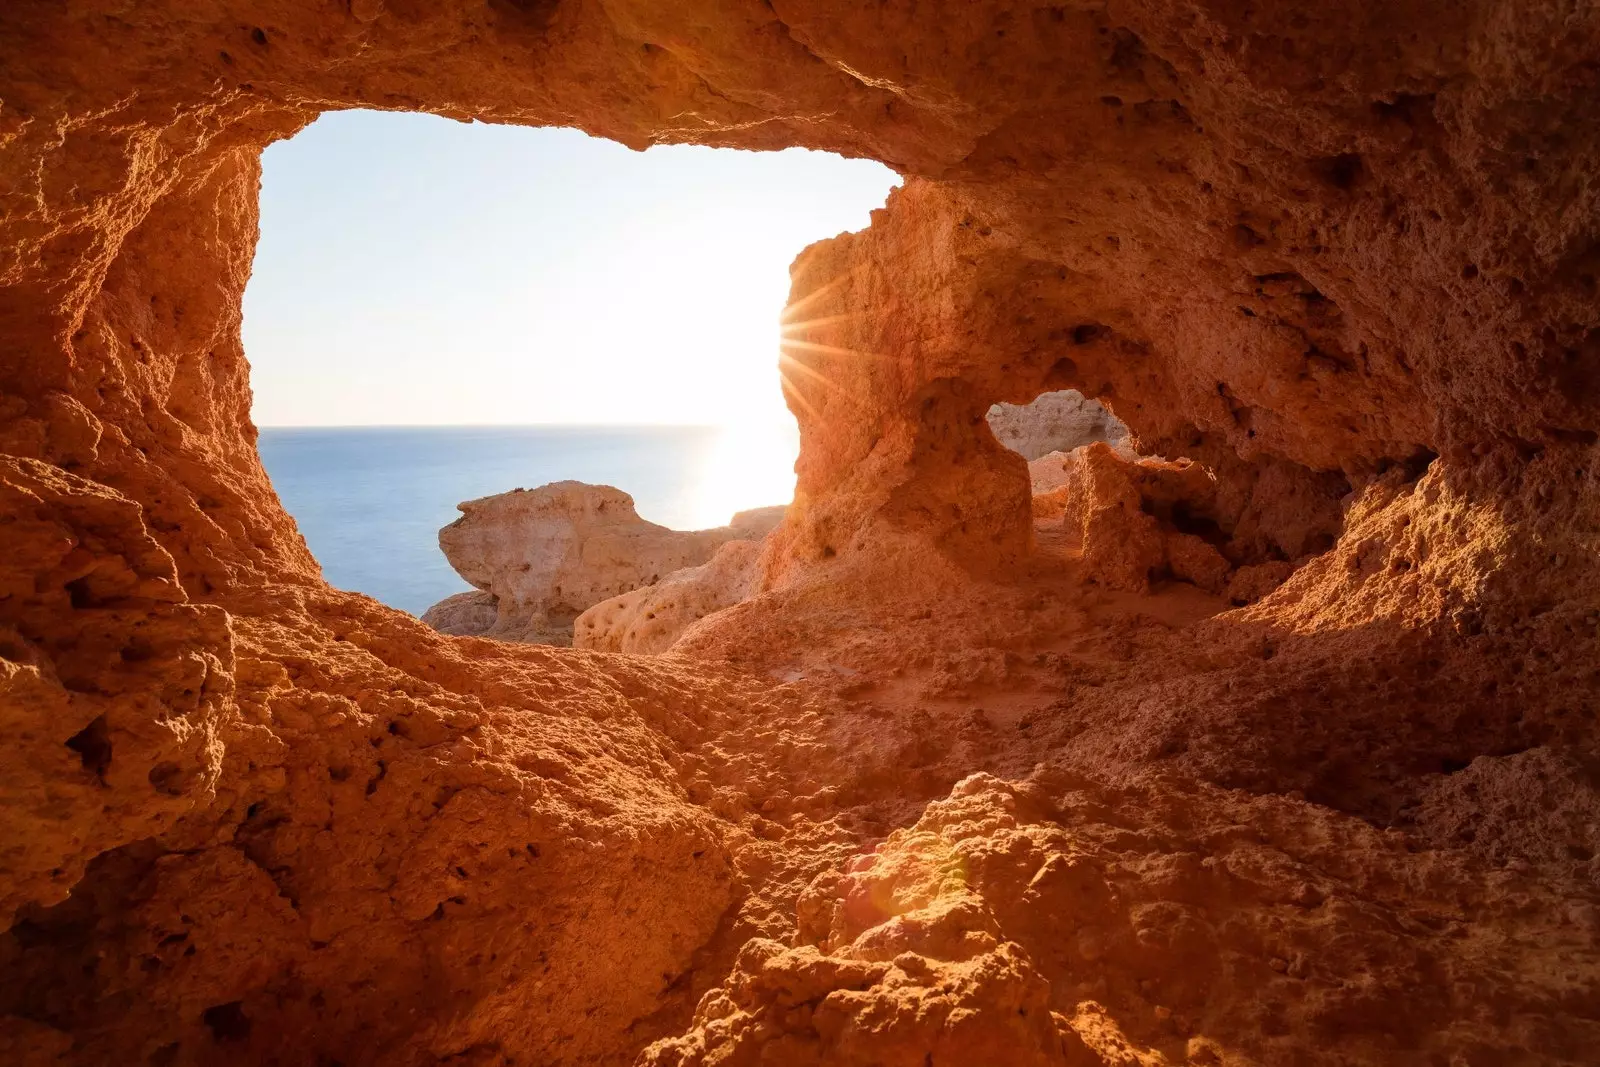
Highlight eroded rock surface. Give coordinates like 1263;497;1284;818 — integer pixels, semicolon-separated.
417;589;498;637
3;2;1599;1066
574;539;766;655
647;773;1599;1066
425;482;783;644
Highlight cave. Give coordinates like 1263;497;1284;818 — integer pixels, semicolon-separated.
3;4;1599;1066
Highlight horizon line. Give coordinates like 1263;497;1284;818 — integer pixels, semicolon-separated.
253;421;783;430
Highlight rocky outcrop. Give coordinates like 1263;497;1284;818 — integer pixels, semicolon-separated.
417;589;498;636
424;482;783;644
1043;441;1342;599
5;4;1600;1067
1058;443;1232;594
574;539;765;655
645;772;1598;1067
987;389;1127;461
1028;441;1337;600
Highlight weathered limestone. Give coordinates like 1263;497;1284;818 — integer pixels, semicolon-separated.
574;539;765;654
417;589;498;637
425;482;784;644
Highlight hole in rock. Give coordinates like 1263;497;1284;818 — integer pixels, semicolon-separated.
64;576;96;609
988;388;1132;559
65;715;113;782
202;1001;252;1042
246;110;899;617
147;761;188;796
1314;152;1365;190
989;385;1351;601
986;389;1130;468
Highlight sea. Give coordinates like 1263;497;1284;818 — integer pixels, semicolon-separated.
257;424;798;616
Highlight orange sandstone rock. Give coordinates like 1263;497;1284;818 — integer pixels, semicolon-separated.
3;2;1600;1065
575;539;766;655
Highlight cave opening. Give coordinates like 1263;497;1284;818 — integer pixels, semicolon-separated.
981;382;1349;604
987;386;1131;539
241;109;899;616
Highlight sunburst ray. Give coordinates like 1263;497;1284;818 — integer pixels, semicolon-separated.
780;337;888;361
779;367;824;423
779;265;866;323
779;351;861;406
779;312;862;335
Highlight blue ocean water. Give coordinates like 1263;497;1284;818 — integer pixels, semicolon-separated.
257;425;797;615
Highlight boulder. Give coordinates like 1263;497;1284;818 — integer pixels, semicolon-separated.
418;589;498;636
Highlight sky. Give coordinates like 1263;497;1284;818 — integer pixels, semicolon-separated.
243;109;901;428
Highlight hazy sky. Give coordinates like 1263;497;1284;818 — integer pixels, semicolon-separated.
244;110;900;427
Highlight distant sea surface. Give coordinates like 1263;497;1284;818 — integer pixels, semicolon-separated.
258;424;798;616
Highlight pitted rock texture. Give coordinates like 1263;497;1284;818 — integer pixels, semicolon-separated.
3;3;1600;1067
425;482;783;644
575;539;765;655
647;774;1600;1066
987;389;1128;462
417;589;499;637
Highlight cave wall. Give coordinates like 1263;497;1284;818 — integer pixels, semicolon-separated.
6;3;1600;579
3;2;1599;1065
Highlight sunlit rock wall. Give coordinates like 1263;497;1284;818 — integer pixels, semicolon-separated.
2;2;1598;1065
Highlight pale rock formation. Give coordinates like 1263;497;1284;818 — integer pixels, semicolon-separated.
426;482;784;644
987;389;1128;461
575;539;764;654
